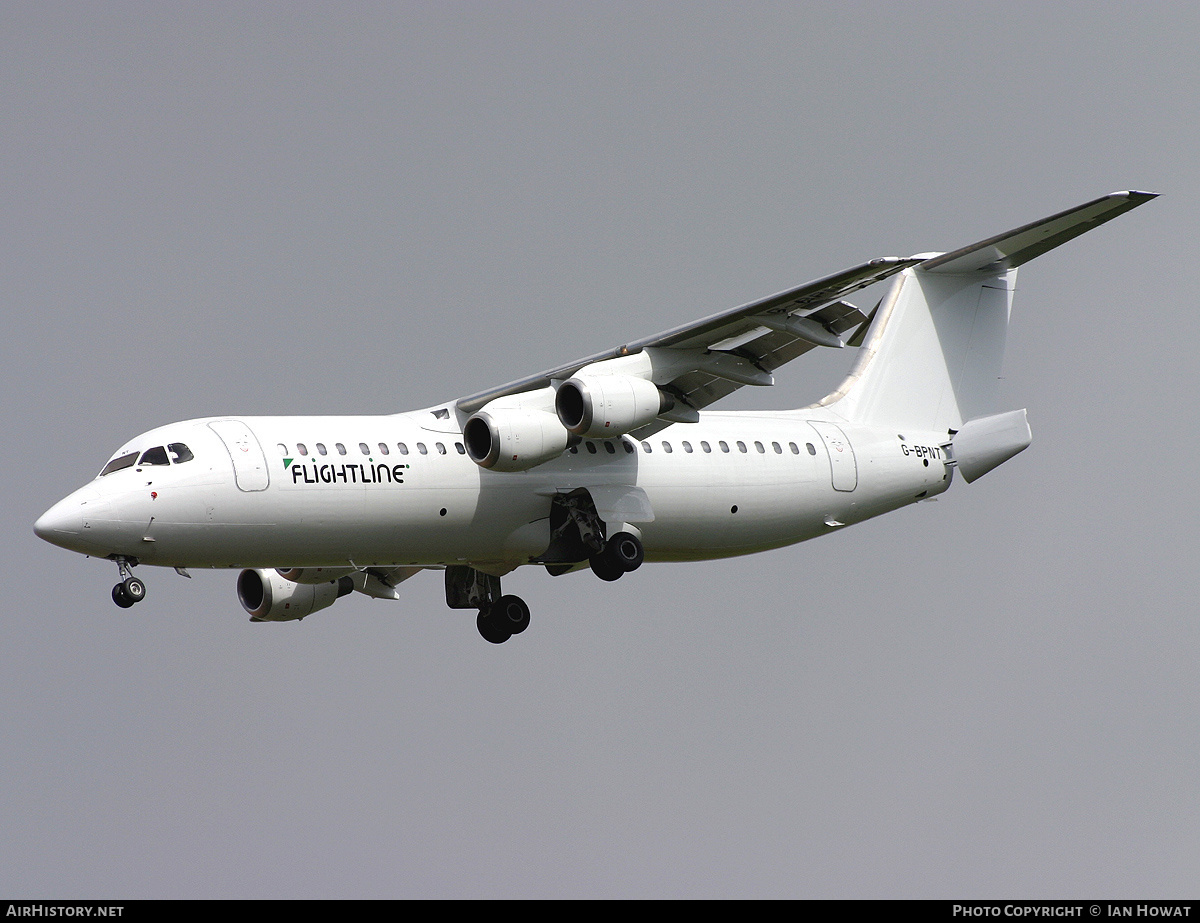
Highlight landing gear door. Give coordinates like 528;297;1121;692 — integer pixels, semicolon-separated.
807;421;858;492
208;420;270;492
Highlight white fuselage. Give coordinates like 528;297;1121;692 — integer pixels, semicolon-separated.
35;407;953;572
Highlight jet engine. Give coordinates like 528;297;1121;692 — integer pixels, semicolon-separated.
237;568;354;622
555;374;671;438
463;409;571;472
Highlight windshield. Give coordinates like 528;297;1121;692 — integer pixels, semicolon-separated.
99;451;139;477
139;446;169;466
100;443;194;476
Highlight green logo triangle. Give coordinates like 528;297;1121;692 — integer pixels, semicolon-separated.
283;458;293;469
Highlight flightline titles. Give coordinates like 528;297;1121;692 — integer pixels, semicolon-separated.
288;461;407;485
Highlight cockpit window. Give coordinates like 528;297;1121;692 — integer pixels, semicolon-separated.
168;443;193;464
100;451;139;476
101;442;194;476
138;446;170;466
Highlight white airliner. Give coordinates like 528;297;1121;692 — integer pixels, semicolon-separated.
35;192;1155;642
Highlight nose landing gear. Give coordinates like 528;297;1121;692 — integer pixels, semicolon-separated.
110;558;146;608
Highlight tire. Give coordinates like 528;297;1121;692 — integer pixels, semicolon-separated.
476;608;511;644
607;532;644;572
112;584;135;608
122;577;146;603
590;553;624;582
495;594;530;635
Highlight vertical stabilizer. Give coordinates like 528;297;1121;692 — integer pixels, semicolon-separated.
821;265;1015;433
818;191;1156;433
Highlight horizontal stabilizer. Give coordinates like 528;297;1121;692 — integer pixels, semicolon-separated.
919;191;1157;274
950;410;1032;483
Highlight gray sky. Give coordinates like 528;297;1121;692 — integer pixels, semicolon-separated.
3;2;1197;898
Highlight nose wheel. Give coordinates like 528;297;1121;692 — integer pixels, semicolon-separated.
111;558;146;607
111;578;144;608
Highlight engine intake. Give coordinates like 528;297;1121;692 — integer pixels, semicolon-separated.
463;409;571;472
237;569;354;622
555;375;671;437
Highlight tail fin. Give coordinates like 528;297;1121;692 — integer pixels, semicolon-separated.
821;191;1156;433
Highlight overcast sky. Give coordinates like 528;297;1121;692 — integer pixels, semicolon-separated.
3;2;1197;898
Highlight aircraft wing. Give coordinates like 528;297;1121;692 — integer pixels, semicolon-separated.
455;256;919;416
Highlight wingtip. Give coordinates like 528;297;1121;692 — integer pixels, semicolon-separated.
1113;189;1160;202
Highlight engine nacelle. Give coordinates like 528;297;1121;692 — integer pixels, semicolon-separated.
276;566;358;584
555;374;671;437
463;409;571;472
237;568;354;622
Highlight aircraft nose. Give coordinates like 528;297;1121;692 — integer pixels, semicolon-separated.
34;488;101;549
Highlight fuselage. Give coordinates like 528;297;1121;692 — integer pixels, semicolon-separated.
34;406;952;572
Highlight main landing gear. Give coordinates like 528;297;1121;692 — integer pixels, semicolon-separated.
589;531;645;582
448;526;645;644
445;565;531;645
476;594;531;644
110;557;146;608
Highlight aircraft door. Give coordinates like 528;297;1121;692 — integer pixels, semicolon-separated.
807;421;857;492
208;420;270;491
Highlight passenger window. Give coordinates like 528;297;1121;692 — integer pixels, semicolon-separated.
316;443;328;456
378;443;390;455
719;441;729;453
336;443;347;455
360;443;370;455
661;441;673;453
138;446;170;466
397;443;409;455
604;441;615;454
622;440;634;454
100;451;139;476
701;441;711;453
436;442;446;455
585;442;597;454
641;441;652;453
569;445;579;454
417;443;428;455
682;441;693;453
772;442;782;454
277;444;288;457
754;441;765;454
455;442;465;455
789;442;799;454
737;441;747;453
807;443;817;455
297;443;309;456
